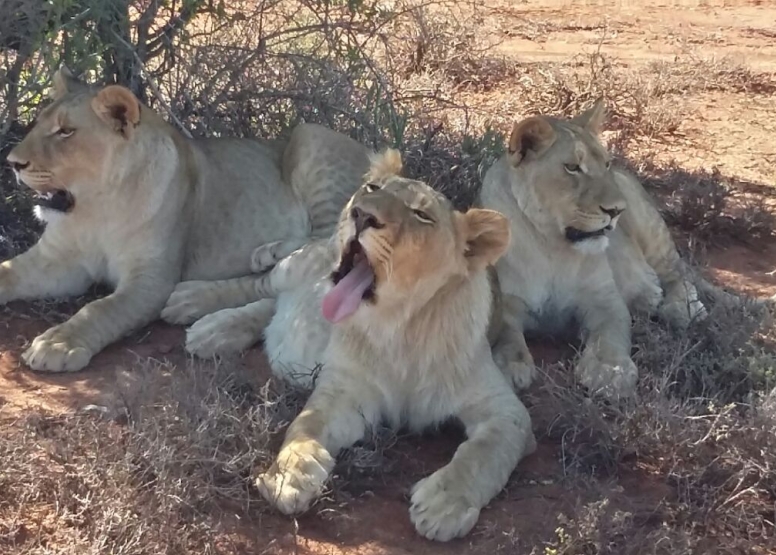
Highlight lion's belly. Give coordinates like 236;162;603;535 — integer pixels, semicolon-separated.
264;278;331;389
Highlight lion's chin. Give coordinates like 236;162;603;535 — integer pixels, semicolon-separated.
564;225;610;242
570;234;610;255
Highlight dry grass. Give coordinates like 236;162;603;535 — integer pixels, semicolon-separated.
0;359;310;554
530;298;776;554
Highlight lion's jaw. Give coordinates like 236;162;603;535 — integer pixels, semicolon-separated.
322;233;378;324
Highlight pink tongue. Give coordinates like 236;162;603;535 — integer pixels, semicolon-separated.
322;258;375;323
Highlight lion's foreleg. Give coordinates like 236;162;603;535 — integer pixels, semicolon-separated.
576;288;638;398
0;243;91;303
22;270;174;372
492;296;536;390
183;299;275;358
255;376;379;514
409;383;535;541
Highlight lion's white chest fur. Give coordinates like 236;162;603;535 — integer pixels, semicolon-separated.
265;260;505;432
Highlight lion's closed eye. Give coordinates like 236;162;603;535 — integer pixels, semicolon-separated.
412;208;434;224
53;127;75;138
564;163;581;174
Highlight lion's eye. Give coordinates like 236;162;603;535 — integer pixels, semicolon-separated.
564;163;581;174
412;209;434;224
364;182;380;192
605;160;612;170
56;127;75;138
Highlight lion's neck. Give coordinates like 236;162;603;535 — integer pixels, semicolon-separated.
339;271;492;379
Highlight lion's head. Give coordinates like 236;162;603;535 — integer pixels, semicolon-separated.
506;99;625;254
321;149;510;324
6;67;144;216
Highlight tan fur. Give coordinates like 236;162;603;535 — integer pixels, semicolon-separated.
200;151;536;541
2;67;370;372
480;99;706;398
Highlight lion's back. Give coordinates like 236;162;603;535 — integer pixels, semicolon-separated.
180;137;309;280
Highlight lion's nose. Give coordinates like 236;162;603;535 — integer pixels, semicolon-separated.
600;205;623;218
351;206;383;233
6;151;29;172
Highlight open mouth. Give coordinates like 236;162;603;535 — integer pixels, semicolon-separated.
32;190;75;213
321;238;376;323
565;225;612;243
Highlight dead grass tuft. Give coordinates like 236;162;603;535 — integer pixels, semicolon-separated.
628;160;776;250
530;297;776;554
0;358;309;554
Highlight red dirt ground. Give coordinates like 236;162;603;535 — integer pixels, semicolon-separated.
1;242;774;555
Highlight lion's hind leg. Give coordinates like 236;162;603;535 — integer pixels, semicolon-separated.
658;277;707;329
162;276;261;325
282;123;371;240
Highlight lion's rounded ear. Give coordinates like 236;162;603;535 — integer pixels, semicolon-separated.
572;98;606;135
508;117;556;167
365;148;403;182
51;66;86;100
91;85;141;138
461;209;511;271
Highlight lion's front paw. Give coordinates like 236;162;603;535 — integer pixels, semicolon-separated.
185;308;260;358
494;347;536;391
255;443;335;515
409;469;480;542
575;350;638;399
161;281;221;325
22;330;93;373
251;241;285;274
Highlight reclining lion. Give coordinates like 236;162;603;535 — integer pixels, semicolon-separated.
480;100;708;398
236;149;535;541
2;67;370;372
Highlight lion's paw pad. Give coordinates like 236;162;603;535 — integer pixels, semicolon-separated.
575;353;638;400
185;310;259;358
251;241;285;274
256;448;333;515
162;281;219;325
22;335;92;373
409;472;480;542
493;343;536;391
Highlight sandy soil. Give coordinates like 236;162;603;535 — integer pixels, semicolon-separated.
2;1;775;553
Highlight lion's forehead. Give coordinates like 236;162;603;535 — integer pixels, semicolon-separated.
556;123;607;163
381;178;450;209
